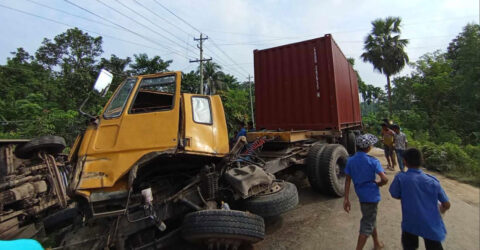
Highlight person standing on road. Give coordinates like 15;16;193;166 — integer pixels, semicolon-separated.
381;123;396;170
393;124;408;172
389;148;451;250
344;134;389;250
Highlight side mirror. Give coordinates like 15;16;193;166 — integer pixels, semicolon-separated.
93;69;113;97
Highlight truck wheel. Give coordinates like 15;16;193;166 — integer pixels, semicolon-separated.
346;131;357;155
15;135;66;159
306;143;327;192
182;209;265;246
243;181;298;217
319;144;348;197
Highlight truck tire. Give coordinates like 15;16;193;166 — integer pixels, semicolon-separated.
182;209;265;245
15;135;66;159
346;131;357;155
318;144;348;197
306;143;328;192
243;181;298;217
43;206;80;234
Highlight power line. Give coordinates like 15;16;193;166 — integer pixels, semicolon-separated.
63;0;192;60
133;0;193;37
152;0;202;34
150;0;251;77
209;38;250;76
95;0;192;57
0;3;175;55
0;3;175;56
111;0;198;53
203;49;248;78
24;0;120;31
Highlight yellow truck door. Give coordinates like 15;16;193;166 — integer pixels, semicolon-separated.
183;94;229;156
77;72;182;189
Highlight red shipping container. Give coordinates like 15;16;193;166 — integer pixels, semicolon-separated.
253;34;361;132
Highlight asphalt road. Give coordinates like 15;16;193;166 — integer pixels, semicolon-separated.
253;148;480;250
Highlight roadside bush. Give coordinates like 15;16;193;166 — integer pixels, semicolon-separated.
413;140;480;186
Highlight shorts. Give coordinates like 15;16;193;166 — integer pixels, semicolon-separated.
384;145;394;157
360;202;378;235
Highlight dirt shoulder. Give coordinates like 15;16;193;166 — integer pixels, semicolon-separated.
253;148;480;250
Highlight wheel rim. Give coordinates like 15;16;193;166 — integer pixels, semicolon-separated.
335;159;346;183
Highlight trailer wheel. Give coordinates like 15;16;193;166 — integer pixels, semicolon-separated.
182;209;265;247
306;143;328;192
15;135;66;159
346;131;357;155
243;181;298;217
319;144;348;197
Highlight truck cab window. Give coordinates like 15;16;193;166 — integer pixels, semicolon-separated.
130;75;176;114
192;96;212;124
104;78;137;119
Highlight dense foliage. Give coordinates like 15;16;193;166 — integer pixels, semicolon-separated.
1;24;478;185
0;28;253;143
361;24;480;185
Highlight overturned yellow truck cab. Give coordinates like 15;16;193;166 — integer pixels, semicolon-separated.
63;71;297;249
69;72;228;197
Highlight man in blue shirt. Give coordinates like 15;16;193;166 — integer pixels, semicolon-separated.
389;148;451;250
344;134;389;250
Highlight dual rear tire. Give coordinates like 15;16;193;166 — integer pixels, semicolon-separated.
306;144;349;197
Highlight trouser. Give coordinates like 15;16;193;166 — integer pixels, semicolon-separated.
396;149;405;171
402;231;443;250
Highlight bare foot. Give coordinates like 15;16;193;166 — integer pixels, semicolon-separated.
374;241;384;250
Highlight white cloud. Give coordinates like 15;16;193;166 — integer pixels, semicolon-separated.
0;0;477;87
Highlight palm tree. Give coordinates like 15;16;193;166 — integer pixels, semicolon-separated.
361;16;409;116
202;61;226;94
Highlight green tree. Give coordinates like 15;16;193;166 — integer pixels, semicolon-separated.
181;70;200;93
361;17;409;117
129;53;172;75
35;28;104;109
446;24;480;142
203;61;226;94
98;54;131;91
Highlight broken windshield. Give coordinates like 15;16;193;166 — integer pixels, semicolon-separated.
103;78;137;119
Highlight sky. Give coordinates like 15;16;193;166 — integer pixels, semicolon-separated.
0;0;478;89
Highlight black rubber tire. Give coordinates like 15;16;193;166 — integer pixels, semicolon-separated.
243;181;299;217
346;131;357;155
43;207;80;234
306;143;328;192
182;209;265;244
15;135;66;159
318;144;349;197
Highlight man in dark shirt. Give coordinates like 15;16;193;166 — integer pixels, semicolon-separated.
344;134;389;250
389;148;451;250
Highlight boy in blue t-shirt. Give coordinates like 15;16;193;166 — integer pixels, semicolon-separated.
389;148;450;250
344;134;389;250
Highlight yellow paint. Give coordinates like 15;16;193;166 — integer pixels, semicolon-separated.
68;135;81;162
77;72;181;190
183;94;229;156
246;130;310;142
73;71;230;198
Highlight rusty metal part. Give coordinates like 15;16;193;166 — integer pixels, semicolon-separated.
27;198;58;215
0;216;20;239
40;152;68;208
0;181;48;205
0;140;69;240
0;175;43;190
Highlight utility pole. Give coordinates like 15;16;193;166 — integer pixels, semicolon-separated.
247;75;255;128
189;33;211;94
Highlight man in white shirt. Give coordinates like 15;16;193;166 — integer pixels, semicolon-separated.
393;124;408;172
